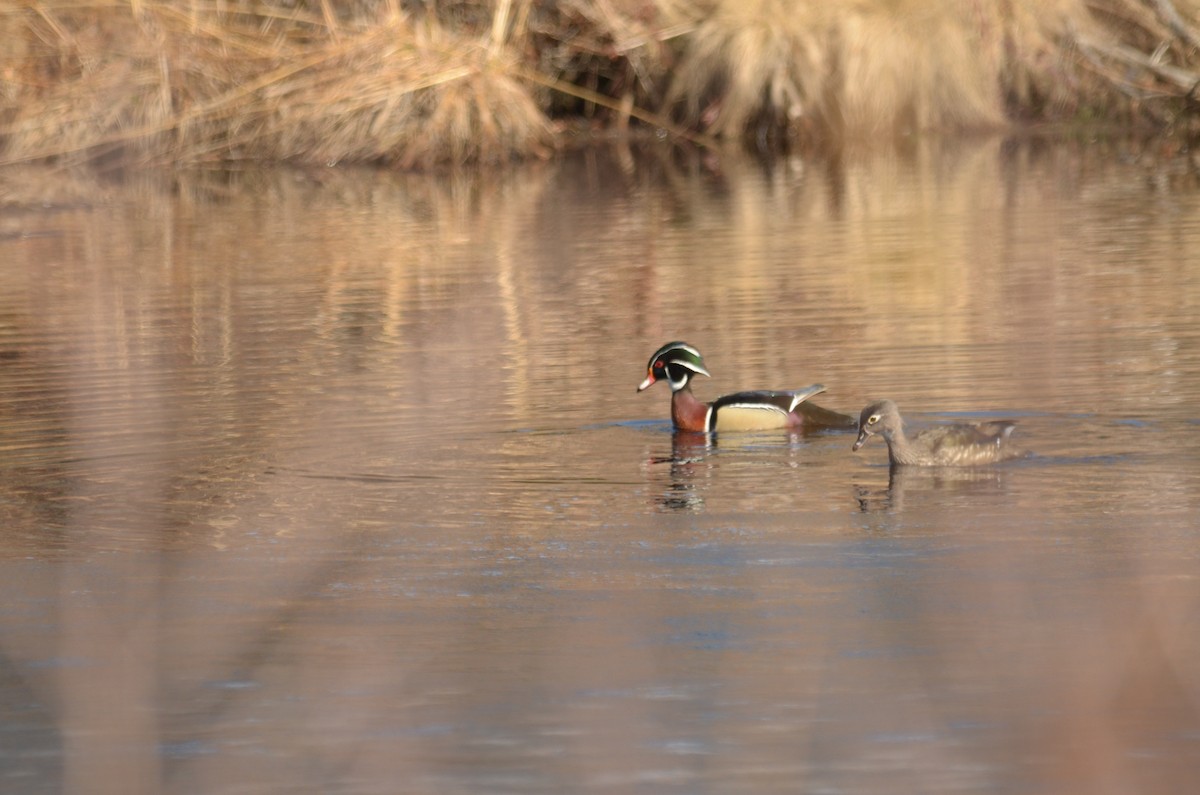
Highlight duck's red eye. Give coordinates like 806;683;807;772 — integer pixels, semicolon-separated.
654;359;664;370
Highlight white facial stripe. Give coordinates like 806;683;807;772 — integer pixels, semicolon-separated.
667;372;691;391
665;361;709;391
653;345;709;374
668;343;703;359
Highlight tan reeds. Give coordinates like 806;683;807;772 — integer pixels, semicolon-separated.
2;2;555;168
1;0;1198;169
661;0;1085;143
247;19;554;168
662;0;1200;143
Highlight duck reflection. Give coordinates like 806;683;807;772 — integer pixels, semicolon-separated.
855;464;1011;513
644;430;712;512
646;429;824;512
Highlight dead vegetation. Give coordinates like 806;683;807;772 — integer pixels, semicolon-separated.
0;0;1197;169
1;4;556;168
665;0;1200;147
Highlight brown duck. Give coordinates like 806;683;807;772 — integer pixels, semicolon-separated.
852;399;1028;466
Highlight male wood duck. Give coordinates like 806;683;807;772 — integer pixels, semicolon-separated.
637;341;856;432
852;399;1028;466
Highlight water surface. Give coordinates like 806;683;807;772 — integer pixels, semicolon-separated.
1;140;1199;793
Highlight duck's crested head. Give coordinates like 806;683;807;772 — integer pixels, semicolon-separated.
638;341;711;393
852;399;902;451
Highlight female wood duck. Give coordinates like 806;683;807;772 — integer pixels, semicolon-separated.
852;399;1028;466
637;341;856;432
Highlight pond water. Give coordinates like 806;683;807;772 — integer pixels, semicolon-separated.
1;139;1199;794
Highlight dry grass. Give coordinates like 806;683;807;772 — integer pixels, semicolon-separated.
0;0;1197;169
248;19;554;168
662;0;1200;146
1;3;555;168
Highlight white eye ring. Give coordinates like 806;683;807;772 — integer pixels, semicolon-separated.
868;415;880;425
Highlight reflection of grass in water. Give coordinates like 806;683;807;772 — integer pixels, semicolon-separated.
3;137;1194;425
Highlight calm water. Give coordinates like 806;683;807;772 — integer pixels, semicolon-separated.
2;140;1199;794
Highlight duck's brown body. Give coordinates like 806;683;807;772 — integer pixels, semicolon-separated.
853;399;1028;467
